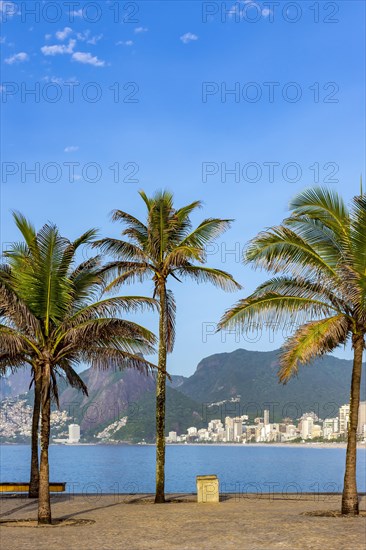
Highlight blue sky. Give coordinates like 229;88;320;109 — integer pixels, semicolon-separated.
1;0;365;376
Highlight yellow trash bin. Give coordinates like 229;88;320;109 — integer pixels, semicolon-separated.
196;475;219;503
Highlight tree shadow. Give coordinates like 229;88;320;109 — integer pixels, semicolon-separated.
0;498;38;518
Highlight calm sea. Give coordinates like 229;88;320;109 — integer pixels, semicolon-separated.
1;445;365;495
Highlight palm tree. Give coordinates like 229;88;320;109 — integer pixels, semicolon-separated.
218;187;366;515
0;213;157;523
28;364;41;498
0;219;95;499
94;190;241;503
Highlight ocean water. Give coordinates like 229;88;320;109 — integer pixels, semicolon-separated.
0;444;365;495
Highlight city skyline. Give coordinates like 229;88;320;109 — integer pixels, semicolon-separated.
166;401;366;444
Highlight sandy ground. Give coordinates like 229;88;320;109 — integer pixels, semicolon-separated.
0;494;365;550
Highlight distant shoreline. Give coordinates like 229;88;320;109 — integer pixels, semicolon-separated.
164;442;366;449
2;441;366;449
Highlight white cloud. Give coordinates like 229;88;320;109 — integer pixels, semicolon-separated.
4;52;29;64
42;76;78;85
41;39;76;56
180;32;198;44
87;34;103;45
56;27;73;41
134;27;148;33
45;33;52;40
77;30;103;45
72;51;105;67
41;34;106;66
116;40;133;46
0;35;6;43
76;30;90;41
71;9;83;18
64;145;79;153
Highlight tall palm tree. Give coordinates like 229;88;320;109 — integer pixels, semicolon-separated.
0;219;96;499
0;213;157;523
28;365;41;498
94;190;241;502
218;187;366;516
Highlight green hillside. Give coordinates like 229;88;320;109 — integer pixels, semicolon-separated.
178;349;366;422
112;387;204;443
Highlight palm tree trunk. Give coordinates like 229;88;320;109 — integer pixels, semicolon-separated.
341;333;364;515
38;364;52;524
155;282;167;503
28;372;41;498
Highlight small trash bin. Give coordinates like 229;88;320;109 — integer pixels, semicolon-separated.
196;475;219;503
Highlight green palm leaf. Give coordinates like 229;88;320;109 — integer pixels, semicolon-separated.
278;315;350;382
218;185;366;515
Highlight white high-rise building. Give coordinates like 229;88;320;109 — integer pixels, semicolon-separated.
301;417;313;439
225;417;236;441
338;402;366;436
68;424;80;444
339;404;350;434
358;401;366;435
168;431;177;442
322;418;339;439
233;418;243;440
264;410;270;426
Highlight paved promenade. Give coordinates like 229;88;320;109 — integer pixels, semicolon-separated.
1;494;365;549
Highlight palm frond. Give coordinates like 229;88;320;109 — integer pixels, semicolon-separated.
56;317;156;356
11;212;39;259
179;218;233;250
245;225;338;280
164;289;176;352
289;186;349;239
350;195;366;281
93;238;149;262
163;246;203;269
65;296;157;327
252;276;346;313
278;315;350;382
218;293;337;332
100;260;154;291
111;209;148;236
175;200;202;225
81;347;158;374
284;216;342;268
57;360;88;396
174;265;241;292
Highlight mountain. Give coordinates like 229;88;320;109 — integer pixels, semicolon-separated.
58;367;156;435
109;387;204;443
58;368;200;441
0;365;196;442
178;349;366;422
0;367;32;399
1;349;364;442
169;375;187;389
